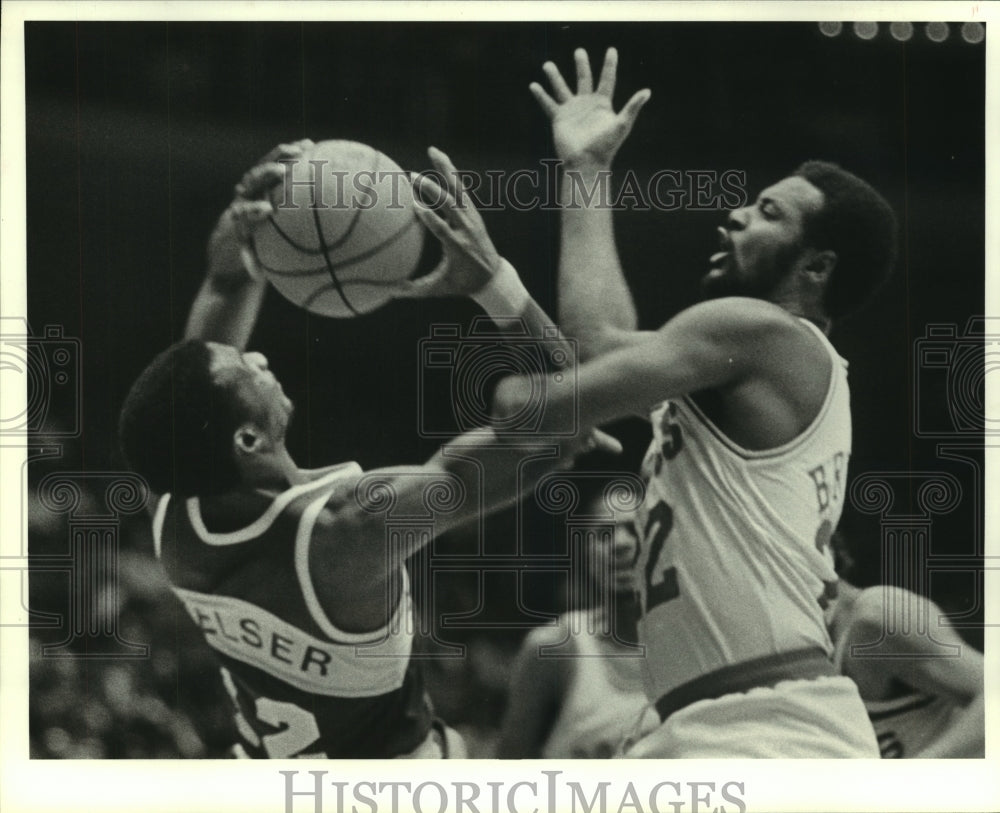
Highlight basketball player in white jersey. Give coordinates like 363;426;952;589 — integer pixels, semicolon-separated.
497;500;658;758
827;534;985;758
119;142;616;758
490;48;899;757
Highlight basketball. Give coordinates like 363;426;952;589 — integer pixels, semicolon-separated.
250;140;425;318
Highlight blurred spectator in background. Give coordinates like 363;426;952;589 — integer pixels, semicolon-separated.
497;496;658;758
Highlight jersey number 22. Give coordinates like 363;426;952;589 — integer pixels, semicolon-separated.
643;500;680;613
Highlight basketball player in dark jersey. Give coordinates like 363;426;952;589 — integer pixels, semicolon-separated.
119;142;617;758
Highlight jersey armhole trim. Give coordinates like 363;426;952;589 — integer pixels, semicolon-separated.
294;491;409;645
152;494;171;560
187;463;362;546
680;321;844;463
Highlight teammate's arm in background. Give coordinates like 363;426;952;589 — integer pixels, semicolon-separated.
853;588;985;758
496;624;571;758
531;48;652;360
185;140;314;348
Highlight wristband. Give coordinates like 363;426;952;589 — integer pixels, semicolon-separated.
470;258;531;316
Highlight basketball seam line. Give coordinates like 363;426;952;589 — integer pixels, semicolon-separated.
311;149;385;315
263;148;373;255
313;206;361;316
252;148;424;314
260;215;421;278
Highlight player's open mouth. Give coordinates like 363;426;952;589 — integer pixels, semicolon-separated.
709;251;730;269
709;227;732;270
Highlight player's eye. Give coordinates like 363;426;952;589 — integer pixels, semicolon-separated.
758;200;778;219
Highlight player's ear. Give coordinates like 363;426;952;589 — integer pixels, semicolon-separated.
233;423;266;457
803;248;837;283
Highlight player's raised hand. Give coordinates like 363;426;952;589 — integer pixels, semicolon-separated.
210;139;316;282
531;48;650;167
395;146;505;299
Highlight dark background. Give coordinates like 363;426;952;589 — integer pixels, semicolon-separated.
23;21;986;757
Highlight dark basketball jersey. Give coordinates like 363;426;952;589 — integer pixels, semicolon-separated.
152;463;433;758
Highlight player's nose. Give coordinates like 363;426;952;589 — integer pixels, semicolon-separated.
726;207;747;230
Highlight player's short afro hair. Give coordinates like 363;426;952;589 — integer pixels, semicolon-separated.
118;339;242;497
794;161;898;320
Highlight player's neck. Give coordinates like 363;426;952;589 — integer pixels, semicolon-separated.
770;292;832;335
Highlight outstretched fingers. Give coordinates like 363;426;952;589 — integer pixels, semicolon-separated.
619;88;652;129
595;47;619;97
427;146;466;204
542;60;574;102
411;174;455;231
529;82;559;118
574;48;593;94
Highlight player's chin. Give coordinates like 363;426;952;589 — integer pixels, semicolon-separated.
700;267;739;300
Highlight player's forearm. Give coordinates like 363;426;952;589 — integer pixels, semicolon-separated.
473;258;578;364
440;426;566;519
184;222;267;348
184;275;267;349
558;159;639;359
360;428;574;562
913;692;985;758
497;328;692;434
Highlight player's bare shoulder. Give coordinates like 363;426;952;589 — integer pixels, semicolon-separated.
662;297;825;367
673;295;798;329
668;297;833;393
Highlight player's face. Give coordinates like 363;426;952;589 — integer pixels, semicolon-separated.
589;519;641;593
208;343;294;435
704;176;825;300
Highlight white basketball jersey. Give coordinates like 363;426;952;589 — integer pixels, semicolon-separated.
635;319;850;703
540;611;658;759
